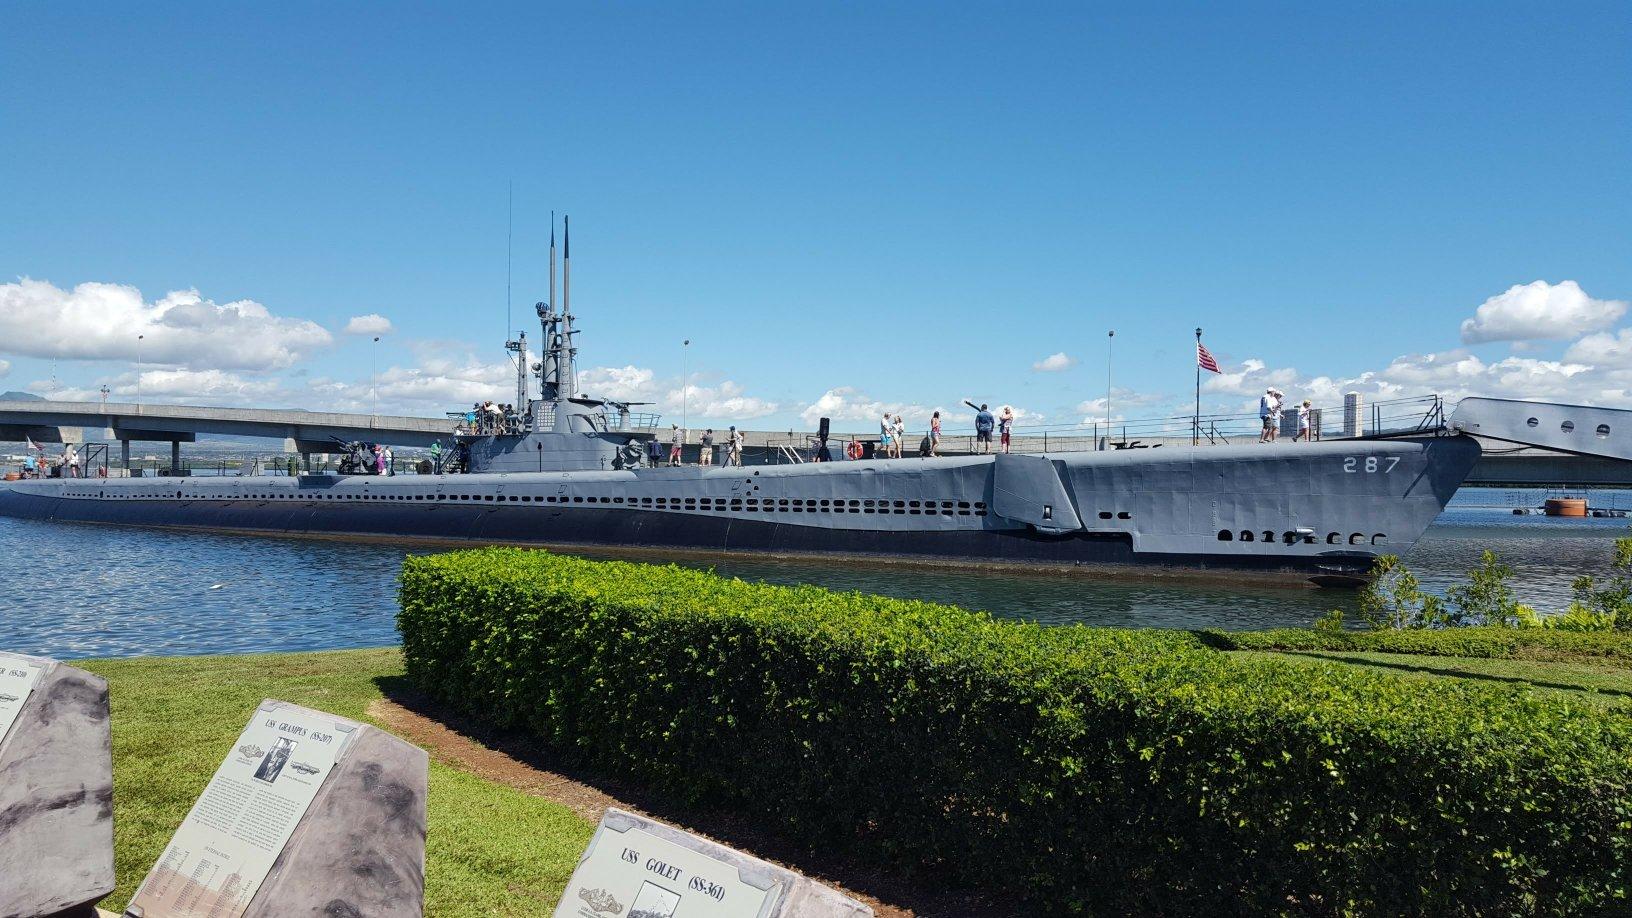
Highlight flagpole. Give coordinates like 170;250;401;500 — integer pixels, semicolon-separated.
1193;327;1202;446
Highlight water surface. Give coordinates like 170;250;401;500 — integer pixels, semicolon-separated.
0;487;1624;658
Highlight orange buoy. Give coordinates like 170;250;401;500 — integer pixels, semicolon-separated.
1544;498;1588;517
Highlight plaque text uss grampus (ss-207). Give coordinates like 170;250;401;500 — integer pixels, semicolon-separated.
124;698;429;918
556;808;872;918
0;651;116;918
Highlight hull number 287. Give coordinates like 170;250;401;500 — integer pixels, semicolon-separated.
1343;456;1399;473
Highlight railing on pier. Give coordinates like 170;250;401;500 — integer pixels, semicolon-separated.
771;395;1449;459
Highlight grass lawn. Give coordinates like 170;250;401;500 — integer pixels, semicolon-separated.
1230;648;1632;707
79;648;594;917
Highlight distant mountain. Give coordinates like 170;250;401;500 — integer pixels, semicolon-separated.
0;391;45;401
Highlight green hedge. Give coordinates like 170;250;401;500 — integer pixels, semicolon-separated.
1199;625;1632;662
400;549;1632;915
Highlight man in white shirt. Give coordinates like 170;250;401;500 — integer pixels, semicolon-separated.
1258;388;1279;443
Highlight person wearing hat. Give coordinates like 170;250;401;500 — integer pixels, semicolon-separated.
727;425;744;466
699;428;715;466
1258;388;1279;443
669;424;684;466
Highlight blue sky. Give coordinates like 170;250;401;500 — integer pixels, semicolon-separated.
2;2;1628;432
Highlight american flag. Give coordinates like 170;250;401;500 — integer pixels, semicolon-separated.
1196;342;1221;374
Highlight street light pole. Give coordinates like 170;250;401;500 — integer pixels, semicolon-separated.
681;339;690;437
371;336;380;417
135;334;144;410
1106;329;1115;432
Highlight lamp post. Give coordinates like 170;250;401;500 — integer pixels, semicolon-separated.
681;339;690;437
135;334;144;410
1106;329;1115;431
371;336;380;417
99;385;110;408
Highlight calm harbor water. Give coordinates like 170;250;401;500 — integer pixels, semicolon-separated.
0;487;1626;659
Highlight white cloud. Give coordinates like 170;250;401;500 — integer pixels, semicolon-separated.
42;369;284;404
799;387;938;427
797;388;1041;429
1077;389;1169;424
1565;328;1632;365
1032;352;1074;372
1202;349;1622;415
0;359;9;379
1458;280;1626;345
577;364;778;421
343;314;393;336
308;347;515;413
0;278;333;370
1202;358;1301;397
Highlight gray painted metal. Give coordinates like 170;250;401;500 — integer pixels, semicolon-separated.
1451;397;1632;461
4;312;1594;585
0;436;1483;585
1465;452;1632;488
0;656;116;917
991;453;1083;532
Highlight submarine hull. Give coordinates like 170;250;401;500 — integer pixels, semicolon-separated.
0;435;1481;586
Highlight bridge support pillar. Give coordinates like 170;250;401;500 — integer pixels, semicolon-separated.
171;440;181;474
121;439;130;471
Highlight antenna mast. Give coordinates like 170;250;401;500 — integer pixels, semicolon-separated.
502;184;529;412
560;215;577;399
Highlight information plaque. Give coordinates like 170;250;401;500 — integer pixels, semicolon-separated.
126;700;356;918
556;809;871;918
0;651;46;748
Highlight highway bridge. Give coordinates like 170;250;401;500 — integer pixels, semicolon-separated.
3;398;1630;487
0;399;454;470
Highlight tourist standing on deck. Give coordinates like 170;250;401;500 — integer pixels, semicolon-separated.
669;425;683;466
879;412;894;459
999;407;1015;454
1295;399;1313;442
971;403;995;454
929;411;942;457
383;445;395;475
1258;389;1280;443
700;429;715;466
63;443;79;478
728;426;744;466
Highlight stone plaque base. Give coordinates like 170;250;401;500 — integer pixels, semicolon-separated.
0;657;115;918
244;722;429;917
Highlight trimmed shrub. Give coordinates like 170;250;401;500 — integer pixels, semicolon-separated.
1201;625;1632;662
401;549;1632;915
